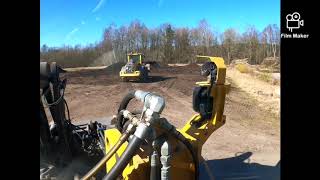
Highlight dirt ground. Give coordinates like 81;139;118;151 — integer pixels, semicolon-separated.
62;63;280;179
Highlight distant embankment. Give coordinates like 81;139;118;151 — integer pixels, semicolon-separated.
41;50;122;68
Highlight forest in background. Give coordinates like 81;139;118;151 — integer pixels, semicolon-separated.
40;19;280;68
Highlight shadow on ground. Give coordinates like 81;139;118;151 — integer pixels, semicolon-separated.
199;152;280;180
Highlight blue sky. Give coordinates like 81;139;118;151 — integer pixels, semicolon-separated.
40;0;280;47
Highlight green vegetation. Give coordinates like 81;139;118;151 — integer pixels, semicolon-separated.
257;73;273;83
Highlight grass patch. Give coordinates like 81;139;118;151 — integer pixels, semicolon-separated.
257;73;272;83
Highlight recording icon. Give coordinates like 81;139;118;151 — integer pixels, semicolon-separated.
286;12;304;32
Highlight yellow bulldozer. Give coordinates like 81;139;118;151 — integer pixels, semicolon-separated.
40;56;230;180
119;52;149;82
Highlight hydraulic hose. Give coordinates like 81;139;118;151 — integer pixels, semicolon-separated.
153;117;198;180
171;130;199;180
159;121;199;180
102;135;144;180
81;131;131;180
117;91;136;131
103;123;149;180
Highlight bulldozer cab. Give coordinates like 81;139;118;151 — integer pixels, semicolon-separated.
120;53;148;82
127;53;143;65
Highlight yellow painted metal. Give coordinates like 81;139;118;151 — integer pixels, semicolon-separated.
179;56;228;158
104;129;150;180
105;128;197;180
119;71;141;77
105;129;126;172
105;56;229;180
195;81;211;87
120;52;144;79
196;56;226;85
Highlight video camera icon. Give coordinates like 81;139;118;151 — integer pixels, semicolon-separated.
286;12;304;32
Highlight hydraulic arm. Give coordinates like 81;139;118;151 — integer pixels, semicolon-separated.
83;56;229;180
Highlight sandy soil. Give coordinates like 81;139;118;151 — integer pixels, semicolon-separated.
227;67;280;116
60;63;280;179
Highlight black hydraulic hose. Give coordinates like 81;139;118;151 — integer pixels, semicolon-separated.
117;90;136;112
116;91;136;131
167;127;199;180
102;135;144;180
40;98;51;153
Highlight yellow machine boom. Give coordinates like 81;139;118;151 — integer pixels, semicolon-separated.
103;56;230;180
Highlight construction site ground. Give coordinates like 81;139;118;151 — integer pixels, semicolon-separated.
62;63;280;180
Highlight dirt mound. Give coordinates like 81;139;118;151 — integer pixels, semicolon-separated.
230;58;249;66
158;63;200;75
104;62;126;74
229;59;256;74
157;62;169;68
185;63;201;70
174;63;200;74
147;61;163;72
148;62;170;73
259;57;280;73
62;62;126;85
261;57;279;66
229;59;254;71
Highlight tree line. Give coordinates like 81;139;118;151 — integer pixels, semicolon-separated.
40;19;280;67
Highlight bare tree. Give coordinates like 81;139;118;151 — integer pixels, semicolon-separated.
263;24;280;59
41;20;280;67
243;26;259;64
197;19;214;56
175;28;191;62
222;28;238;63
